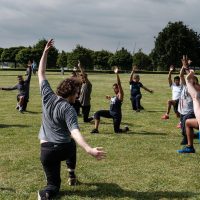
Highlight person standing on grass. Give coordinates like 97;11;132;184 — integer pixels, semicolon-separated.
37;39;106;200
129;67;153;112
0;62;32;112
161;65;182;127
177;69;200;153
176;56;197;146
77;60;93;122
91;67;129;134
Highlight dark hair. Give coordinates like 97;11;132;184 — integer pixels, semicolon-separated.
174;76;180;81
17;75;23;78
56;78;81;98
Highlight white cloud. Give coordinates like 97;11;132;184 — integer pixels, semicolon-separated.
0;0;199;54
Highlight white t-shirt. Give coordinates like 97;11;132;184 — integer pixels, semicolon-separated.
178;85;193;115
171;83;182;100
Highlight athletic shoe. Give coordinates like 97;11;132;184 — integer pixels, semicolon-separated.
125;126;129;132
161;114;169;119
177;146;195;153
68;177;80;186
38;190;50;200
90;129;99;134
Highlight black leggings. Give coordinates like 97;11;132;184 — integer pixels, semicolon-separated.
94;110;122;133
130;94;142;110
40;139;76;194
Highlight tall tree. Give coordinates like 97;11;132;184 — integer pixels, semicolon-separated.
57;51;68;68
151;21;200;71
33;39;58;68
67;45;94;69
93;50;113;70
1;46;25;68
133;49;152;71
108;47;133;70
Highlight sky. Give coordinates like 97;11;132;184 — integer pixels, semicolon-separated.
0;0;199;54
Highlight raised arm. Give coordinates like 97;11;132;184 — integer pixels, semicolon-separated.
179;55;189;85
71;129;106;160
129;67;135;82
38;39;54;86
77;60;85;75
114;67;124;101
168;65;174;86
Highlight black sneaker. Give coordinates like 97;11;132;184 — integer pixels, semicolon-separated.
38;190;50;200
90;129;99;134
125;126;129;132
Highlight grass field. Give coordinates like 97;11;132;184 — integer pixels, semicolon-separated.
0;71;200;200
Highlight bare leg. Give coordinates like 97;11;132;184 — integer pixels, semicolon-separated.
186;71;200;130
94;119;100;130
166;100;172;115
185;118;198;146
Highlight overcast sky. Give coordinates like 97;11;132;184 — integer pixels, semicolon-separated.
0;0;199;54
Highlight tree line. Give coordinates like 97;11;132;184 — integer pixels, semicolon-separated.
1;21;200;71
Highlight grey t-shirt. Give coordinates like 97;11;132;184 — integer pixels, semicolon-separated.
79;81;92;106
178;85;193;115
38;80;79;143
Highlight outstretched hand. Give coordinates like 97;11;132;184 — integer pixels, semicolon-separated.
169;65;174;72
181;55;189;69
44;39;54;53
89;147;106;160
114;66;119;74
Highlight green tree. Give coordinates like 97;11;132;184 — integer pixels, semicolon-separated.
151;21;200;71
1;46;25;68
67;45;94;70
133;49;152;71
15;47;33;65
108;47;133;70
93;50;113;70
33;39;58;68
0;48;3;61
57;51;68;68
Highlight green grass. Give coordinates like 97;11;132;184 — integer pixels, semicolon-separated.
0;71;200;200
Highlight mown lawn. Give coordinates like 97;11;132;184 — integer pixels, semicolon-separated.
0;71;200;200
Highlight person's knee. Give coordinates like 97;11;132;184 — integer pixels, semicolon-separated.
94;111;100;120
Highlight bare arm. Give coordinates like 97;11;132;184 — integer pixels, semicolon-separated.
168;65;174;86
141;85;153;93
78;60;85;76
179;55;189;85
129;68;135;82
71;129;106;160
114;67;124;101
38;39;54;86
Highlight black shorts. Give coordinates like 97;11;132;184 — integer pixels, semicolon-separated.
173;99;179;113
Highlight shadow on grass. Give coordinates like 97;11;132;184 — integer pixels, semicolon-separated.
0;187;16;192
146;110;165;113
130;131;167;136
24;110;41;114
58;182;198;200
0;124;31;128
